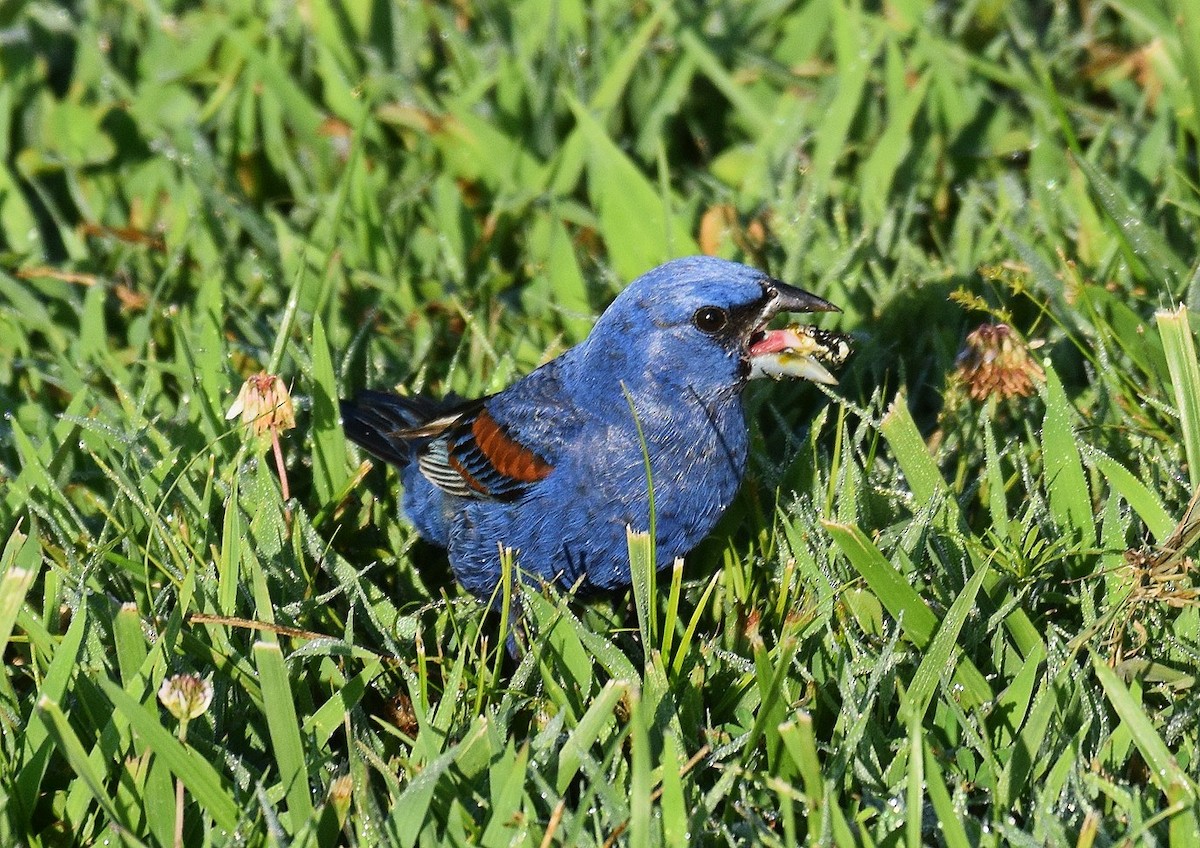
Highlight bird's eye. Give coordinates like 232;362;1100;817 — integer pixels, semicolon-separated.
693;306;729;334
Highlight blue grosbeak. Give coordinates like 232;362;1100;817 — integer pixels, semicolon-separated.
341;256;849;599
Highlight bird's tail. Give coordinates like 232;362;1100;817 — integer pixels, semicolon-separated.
339;390;446;469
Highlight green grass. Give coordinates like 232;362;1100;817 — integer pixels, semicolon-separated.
3;0;1200;844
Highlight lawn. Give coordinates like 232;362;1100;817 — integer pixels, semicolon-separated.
2;0;1199;845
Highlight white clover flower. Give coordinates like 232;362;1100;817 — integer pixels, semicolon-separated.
158;673;214;721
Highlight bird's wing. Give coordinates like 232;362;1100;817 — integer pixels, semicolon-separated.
343;390;556;501
416;403;555;501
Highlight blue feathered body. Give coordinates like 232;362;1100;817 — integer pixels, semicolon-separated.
342;256;836;599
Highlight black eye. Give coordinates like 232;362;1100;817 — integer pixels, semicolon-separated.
693;306;728;334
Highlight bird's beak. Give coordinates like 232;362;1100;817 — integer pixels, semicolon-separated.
746;277;850;384
761;277;840;319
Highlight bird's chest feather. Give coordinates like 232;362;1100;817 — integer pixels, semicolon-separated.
564;393;748;537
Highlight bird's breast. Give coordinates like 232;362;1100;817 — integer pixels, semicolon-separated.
573;395;748;529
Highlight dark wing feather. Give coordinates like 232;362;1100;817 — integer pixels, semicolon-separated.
339;391;473;468
341;391;552;502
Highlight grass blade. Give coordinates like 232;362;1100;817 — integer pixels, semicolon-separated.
628;689;653;848
923;739;972;848
0;528;39;656
254;640;314;827
627;529;656;659
36;695;142;841
906;714;924;848
556;681;628;794
1042;363;1094;547
901;563;990;724
309;313;348;506
1157;306;1200;490
1091;654;1200;843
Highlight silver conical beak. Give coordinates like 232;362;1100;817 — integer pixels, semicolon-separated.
762;277;840;318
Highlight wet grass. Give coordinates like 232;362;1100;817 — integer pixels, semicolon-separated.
1;0;1199;844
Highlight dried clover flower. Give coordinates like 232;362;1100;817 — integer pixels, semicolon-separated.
226;373;296;436
954;323;1045;402
227;372;295;505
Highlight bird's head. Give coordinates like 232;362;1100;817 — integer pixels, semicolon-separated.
573;256;847;401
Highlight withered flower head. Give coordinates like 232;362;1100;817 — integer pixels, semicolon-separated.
158;673;213;721
954;323;1045;402
226;373;296;436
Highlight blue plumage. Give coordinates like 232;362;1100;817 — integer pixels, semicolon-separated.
340;256;844;599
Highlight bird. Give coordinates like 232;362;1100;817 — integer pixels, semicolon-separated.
340;256;850;601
